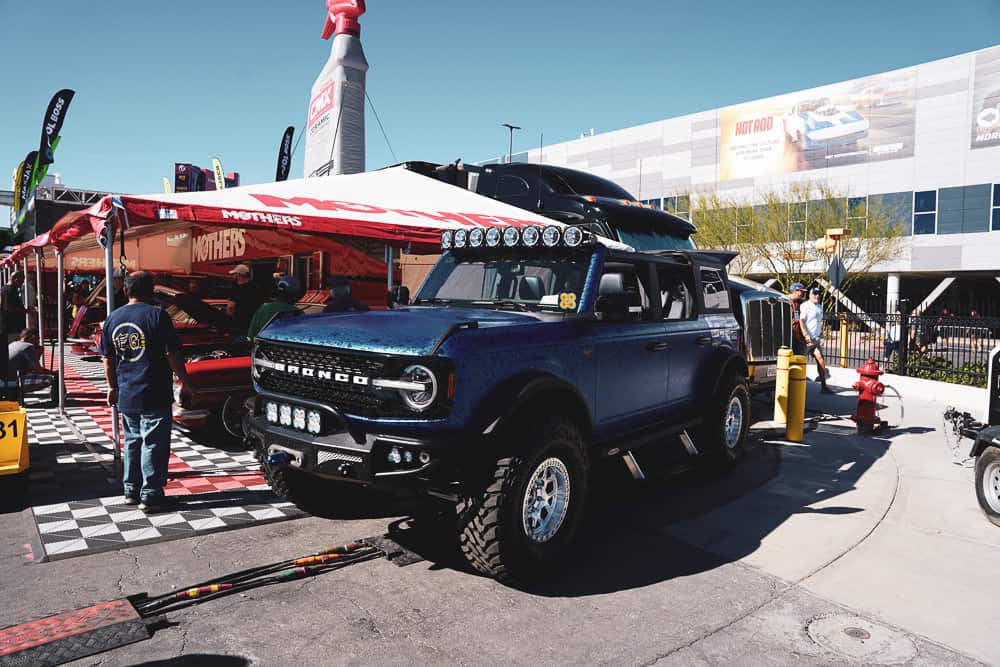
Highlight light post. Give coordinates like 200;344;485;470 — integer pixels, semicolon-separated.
501;123;521;163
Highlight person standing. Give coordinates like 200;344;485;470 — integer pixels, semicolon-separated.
2;272;35;344
800;286;832;393
323;275;369;314
247;275;303;340
228;264;265;334
100;271;192;513
787;282;807;355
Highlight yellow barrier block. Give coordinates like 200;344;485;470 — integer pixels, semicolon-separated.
773;347;792;425
0;401;29;476
839;318;849;368
786;355;808;442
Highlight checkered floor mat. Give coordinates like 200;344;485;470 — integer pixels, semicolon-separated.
12;349;305;561
32;490;302;559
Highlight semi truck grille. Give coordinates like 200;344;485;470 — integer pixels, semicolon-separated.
255;341;387;416
745;299;792;360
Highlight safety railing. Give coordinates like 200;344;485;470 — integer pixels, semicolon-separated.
819;313;999;388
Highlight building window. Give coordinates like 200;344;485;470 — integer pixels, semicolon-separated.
913;190;937;235
847;196;867;236
664;195;690;219
788;201;806;242
993;184;1000;231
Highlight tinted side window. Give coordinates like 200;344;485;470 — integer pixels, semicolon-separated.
475;169;498;197
497;175;530;197
700;268;729;312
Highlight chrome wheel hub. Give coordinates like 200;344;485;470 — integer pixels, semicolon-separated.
522;457;571;543
984;461;1000;514
724;396;744;450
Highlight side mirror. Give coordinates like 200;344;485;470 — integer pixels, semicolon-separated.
595;292;642;322
389;285;410;308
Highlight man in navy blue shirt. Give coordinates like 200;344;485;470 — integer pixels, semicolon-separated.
100;271;192;512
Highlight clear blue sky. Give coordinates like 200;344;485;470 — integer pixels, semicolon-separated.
2;0;998;223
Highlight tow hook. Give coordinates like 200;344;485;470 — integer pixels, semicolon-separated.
267;450;292;469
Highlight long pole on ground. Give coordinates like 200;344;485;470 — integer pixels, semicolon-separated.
104;223;122;473
56;249;65;414
34;249;44;344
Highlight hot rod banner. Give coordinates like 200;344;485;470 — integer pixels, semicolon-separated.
719;69;916;180
971;48;1000;149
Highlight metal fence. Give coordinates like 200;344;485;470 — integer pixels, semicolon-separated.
819;312;999;387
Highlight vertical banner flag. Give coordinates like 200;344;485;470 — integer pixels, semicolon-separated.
14;151;38;230
36;89;75;167
11;161;26;215
276;126;294;181
162;177;172;194
211;157;225;190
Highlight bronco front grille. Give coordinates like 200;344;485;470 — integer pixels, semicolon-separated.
255;341;387;416
745;299;792;361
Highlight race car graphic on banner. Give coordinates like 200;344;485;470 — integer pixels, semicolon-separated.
719;69;916;180
971;47;1000;149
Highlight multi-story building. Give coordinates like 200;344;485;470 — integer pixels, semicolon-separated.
486;44;1000;316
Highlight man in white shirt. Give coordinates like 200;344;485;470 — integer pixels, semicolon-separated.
800;287;832;393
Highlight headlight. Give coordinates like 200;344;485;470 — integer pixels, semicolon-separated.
441;230;453;249
279;404;292;426
522;226;540;247
502;227;520;247
469;228;485;247
563;226;583;247
541;225;561;247
265;401;278;423
400;364;437;412
453;229;468;248
307;410;322;434
485;227;501;247
292;407;306;430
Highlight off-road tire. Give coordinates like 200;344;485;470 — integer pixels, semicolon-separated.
457;416;589;582
259;452;343;516
695;373;750;469
974;446;1000;527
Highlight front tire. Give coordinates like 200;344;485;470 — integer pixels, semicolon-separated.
974;446;1000;527
457;416;589;582
695;373;750;469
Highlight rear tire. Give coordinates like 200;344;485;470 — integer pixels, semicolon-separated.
695;373;750;469
974;446;1000;527
457;416;589;582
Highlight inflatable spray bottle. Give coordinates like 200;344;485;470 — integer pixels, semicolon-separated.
303;0;368;178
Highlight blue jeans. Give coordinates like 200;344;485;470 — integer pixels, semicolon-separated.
121;407;172;501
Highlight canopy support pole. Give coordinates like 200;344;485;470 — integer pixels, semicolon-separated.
22;258;30;326
34;250;44;344
105;223;122;475
56;250;66;414
385;245;393;291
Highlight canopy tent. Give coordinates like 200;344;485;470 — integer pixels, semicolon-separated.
1;167;560;271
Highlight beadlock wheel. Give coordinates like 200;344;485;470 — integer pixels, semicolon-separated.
521;457;571;544
724;395;744;450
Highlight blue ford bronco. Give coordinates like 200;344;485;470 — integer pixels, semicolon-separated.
246;224;750;581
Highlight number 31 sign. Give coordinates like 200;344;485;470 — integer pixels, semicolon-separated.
0;402;29;475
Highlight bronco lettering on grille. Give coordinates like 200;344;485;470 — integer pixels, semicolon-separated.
271;362;369;385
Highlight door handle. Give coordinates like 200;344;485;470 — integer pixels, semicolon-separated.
695;335;713;346
647;341;669;352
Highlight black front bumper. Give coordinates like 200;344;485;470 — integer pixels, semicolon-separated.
245;392;460;489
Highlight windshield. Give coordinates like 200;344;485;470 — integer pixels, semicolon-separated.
548;169;634;200
616;228;695;251
414;252;591;312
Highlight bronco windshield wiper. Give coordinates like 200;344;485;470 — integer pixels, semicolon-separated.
471;299;531;312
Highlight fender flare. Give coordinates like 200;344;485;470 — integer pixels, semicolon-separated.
473;374;593;440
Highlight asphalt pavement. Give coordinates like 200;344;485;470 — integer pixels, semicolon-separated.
0;372;997;665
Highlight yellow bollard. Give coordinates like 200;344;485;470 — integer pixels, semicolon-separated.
773;347;792;425
0;401;29;476
786;354;807;442
839;317;849;368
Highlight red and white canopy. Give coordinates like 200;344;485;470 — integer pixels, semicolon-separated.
2;167;560;268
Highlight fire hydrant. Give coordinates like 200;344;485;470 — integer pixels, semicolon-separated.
852;358;887;434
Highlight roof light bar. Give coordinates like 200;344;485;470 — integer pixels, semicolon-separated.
440;225;593;251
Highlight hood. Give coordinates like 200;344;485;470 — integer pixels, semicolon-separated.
258;306;542;356
157;290;238;334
